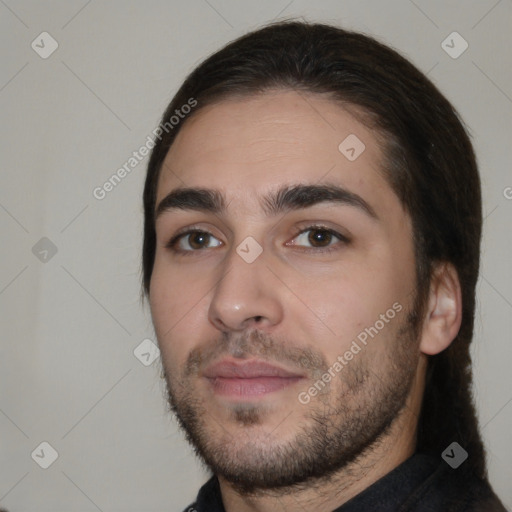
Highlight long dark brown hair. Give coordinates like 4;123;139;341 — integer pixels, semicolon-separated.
141;20;485;480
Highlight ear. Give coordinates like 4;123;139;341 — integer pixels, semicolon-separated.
419;262;462;356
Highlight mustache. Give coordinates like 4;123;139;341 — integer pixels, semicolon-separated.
183;329;328;378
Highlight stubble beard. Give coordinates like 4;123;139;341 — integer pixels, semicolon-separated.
162;310;420;496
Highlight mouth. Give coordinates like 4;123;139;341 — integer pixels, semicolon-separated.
202;358;306;399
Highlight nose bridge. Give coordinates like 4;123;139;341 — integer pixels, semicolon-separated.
208;238;282;331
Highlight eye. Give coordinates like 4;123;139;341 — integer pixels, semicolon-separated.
166;229;222;253
165;224;348;256
288;225;348;252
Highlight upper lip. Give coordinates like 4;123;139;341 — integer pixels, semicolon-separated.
202;359;305;379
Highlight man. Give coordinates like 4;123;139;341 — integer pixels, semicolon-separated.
141;21;508;511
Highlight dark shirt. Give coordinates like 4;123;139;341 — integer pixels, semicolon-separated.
182;452;508;511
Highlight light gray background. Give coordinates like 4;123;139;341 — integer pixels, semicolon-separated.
1;1;511;511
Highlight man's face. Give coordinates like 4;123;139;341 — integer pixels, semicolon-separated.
149;90;422;492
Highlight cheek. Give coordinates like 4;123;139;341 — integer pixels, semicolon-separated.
149;260;206;364
150;253;208;321
294;256;410;356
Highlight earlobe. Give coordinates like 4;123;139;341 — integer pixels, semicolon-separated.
419;262;462;356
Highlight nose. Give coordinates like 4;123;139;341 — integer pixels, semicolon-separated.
208;243;284;332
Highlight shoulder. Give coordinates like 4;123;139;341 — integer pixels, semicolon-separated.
404;457;508;512
181;476;224;512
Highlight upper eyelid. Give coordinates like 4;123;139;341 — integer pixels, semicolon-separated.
168;224;348;249
286;226;349;246
174;224;342;239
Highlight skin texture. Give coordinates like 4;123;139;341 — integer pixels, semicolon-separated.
149;90;462;512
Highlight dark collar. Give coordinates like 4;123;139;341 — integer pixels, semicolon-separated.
330;452;439;511
187;452;504;512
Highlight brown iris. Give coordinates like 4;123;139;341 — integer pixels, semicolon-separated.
307;229;333;247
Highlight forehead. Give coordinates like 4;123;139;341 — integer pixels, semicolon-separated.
156;90;396;216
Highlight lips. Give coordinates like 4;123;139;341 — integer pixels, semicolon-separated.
203;359;303;379
202;359;305;399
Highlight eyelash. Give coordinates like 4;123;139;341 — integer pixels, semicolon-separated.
165;224;349;256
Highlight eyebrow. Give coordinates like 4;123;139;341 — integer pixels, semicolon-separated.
154;183;378;221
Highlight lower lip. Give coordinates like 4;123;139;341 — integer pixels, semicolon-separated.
206;376;303;398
